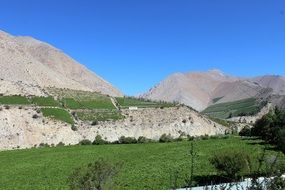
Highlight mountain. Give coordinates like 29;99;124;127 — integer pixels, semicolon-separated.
142;70;285;111
0;30;122;97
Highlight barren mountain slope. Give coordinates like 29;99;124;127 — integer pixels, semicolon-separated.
0;30;122;97
143;70;285;112
143;70;238;111
211;80;263;104
250;76;285;95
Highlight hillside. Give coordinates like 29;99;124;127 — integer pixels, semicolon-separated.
0;30;122;97
0;90;226;150
142;70;285;112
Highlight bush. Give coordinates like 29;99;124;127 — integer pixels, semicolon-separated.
4;105;10;109
118;136;137;144
210;149;250;180
239;125;251;137
137;136;149;143
200;135;209;140
91;120;98;126
32;114;39;119
187;135;195;141
93;135;108;145
71;125;78;131
56;142;65;147
68;158;122;190
159;134;173;143
79;139;92;146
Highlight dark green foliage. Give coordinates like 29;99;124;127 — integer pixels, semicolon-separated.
71;125;78;131
118;136;137;144
32;114;39;119
91;120;99;126
56;142;65;147
251;108;285;152
137;136;150;143
159;134;173;143
239;125;252;137
79;140;92;146
68;158;121;190
93;135;108;145
210;149;250;180
187;135;195;141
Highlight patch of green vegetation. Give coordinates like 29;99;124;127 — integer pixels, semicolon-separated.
41;108;74;124
62;98;115;110
31;96;61;107
0;95;30;105
203;98;264;119
212;96;223;104
116;96;175;108
76;110;124;121
0;137;282;190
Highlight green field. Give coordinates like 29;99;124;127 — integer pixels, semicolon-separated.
0;137;282;190
76;110;124;121
0;95;30;105
62;98;115;110
41;108;74;124
31;96;61;107
116;97;175;108
203;98;264;119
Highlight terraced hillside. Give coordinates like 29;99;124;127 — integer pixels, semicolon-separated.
202;98;267;119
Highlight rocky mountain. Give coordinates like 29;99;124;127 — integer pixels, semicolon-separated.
142;70;285;111
0;30;122;97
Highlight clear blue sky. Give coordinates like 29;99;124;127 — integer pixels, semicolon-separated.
1;0;285;95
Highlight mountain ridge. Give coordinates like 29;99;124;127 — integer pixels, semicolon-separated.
142;70;285;111
0;30;123;97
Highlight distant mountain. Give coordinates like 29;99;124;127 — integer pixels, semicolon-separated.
0;30;123;97
142;70;285;111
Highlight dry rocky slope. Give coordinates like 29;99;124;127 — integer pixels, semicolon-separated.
0;30;122;97
0;106;226;150
142;70;285;111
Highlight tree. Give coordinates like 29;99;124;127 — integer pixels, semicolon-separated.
210;149;250;180
68;158;122;190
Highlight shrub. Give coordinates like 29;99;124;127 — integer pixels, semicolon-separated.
68;158;122;190
200;135;209;140
4;105;10;110
159;134;173;143
187;135;195;141
239;125;251;137
56;142;65;147
137;136;152;143
91;120;99;126
71;125;78;131
79;139;92;146
210;149;250;180
118;136;137;144
93;135;108;145
32;114;39;119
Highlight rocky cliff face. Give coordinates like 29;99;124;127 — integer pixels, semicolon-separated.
0;30;122;97
0;106;226;150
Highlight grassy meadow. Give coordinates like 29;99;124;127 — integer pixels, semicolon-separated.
0;137;283;190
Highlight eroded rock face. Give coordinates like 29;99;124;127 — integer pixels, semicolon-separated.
0;106;226;150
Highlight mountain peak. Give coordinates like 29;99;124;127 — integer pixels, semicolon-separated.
208;69;225;76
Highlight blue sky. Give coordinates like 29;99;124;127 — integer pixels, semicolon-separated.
1;0;285;95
